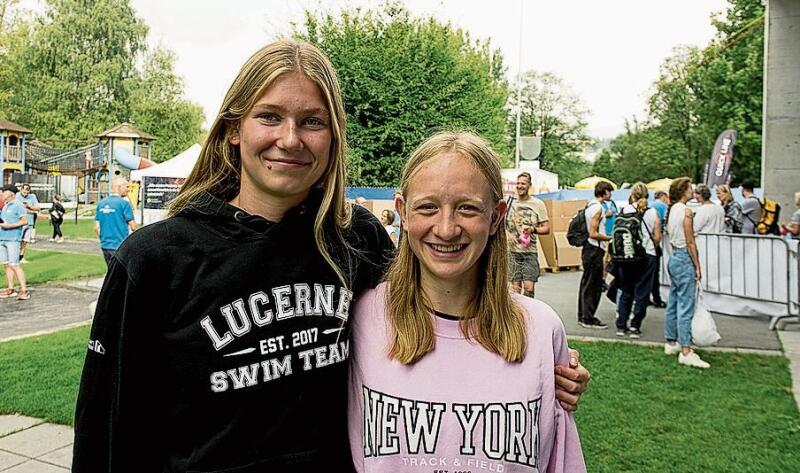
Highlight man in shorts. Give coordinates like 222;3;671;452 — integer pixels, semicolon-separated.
506;172;550;298
16;183;40;263
0;184;31;300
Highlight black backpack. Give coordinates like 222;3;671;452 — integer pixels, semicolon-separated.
610;211;647;263
567;206;590;247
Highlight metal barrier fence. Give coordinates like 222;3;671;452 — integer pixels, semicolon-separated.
660;233;799;330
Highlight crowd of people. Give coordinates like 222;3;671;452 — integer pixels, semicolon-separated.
547;176;800;370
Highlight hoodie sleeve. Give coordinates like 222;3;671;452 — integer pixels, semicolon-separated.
547;322;587;473
72;255;165;471
350;205;395;290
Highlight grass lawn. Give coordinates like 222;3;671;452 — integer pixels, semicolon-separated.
1;332;797;471
25;249;106;285
40;218;97;240
571;340;800;472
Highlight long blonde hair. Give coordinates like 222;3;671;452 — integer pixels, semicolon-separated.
386;131;526;364
169;39;353;286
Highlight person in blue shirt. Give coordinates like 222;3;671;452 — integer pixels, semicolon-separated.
16;183;40;263
95;178;137;265
601;198;618;236
649;190;669;308
0;184;31;300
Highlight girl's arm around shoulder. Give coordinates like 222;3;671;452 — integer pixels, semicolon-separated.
512;295;587;472
512;295;571;365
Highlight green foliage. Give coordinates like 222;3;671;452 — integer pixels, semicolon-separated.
600;0;764;185
0;0;204;160
295;4;510;186
510;71;592;186
129;48;206;161
593;119;688;185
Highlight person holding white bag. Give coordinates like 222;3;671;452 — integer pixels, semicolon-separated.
664;177;710;369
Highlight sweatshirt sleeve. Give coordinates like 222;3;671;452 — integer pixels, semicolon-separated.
547;321;587;473
350;206;395;290
72;256;165;471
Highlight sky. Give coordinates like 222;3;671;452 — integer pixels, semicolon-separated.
22;0;730;139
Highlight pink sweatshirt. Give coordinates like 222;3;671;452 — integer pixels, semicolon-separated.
348;283;586;473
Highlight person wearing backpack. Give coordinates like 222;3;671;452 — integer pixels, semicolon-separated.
576;181;613;329
740;180;761;234
664;177;709;369
613;183;661;339
716;184;743;234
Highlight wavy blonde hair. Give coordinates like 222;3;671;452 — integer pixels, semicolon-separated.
169;40;352;286
386;131;526;364
629;182;649;212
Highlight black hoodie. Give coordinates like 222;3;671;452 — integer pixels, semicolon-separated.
73;193;393;472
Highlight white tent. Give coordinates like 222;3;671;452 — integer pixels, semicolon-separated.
130;143;201;181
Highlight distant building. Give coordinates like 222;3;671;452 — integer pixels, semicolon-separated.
0;118;33;185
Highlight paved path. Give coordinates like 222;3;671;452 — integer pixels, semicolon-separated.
0;416;71;471
0;270;797;470
27;238;101;257
0;279;102;343
537;270;783;352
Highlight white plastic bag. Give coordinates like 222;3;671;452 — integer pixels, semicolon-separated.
692;287;721;346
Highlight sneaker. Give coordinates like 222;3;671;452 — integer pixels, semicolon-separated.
49;238;56;242
652;301;667;309
628;328;642;339
56;237;64;243
0;288;18;298
664;342;681;355
678;351;710;369
16;290;30;301
19;258;28;264
615;327;629;337
579;318;608;329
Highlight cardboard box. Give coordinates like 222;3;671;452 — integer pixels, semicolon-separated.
537;233;558;268
537;248;549;271
544;200;587;232
554;231;582;267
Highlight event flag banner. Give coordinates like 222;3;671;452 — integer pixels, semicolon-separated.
704;129;737;187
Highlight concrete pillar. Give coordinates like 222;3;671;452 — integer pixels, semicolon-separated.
762;0;800;221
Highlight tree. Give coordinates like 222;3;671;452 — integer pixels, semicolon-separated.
295;3;509;186
1;0;147;145
509;71;592;186
600;0;764;185
0;0;204;161
592;119;687;185
129;48;206;162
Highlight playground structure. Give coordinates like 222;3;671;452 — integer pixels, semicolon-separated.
0;121;156;203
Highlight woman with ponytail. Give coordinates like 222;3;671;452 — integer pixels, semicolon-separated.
614;182;661;338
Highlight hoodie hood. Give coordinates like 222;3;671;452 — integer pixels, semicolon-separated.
175;191;324;241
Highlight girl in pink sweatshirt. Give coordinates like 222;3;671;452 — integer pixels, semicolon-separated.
348;131;586;472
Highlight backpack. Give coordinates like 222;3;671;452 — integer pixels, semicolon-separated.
610;211;647;263
756;198;781;235
566;202;595;247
